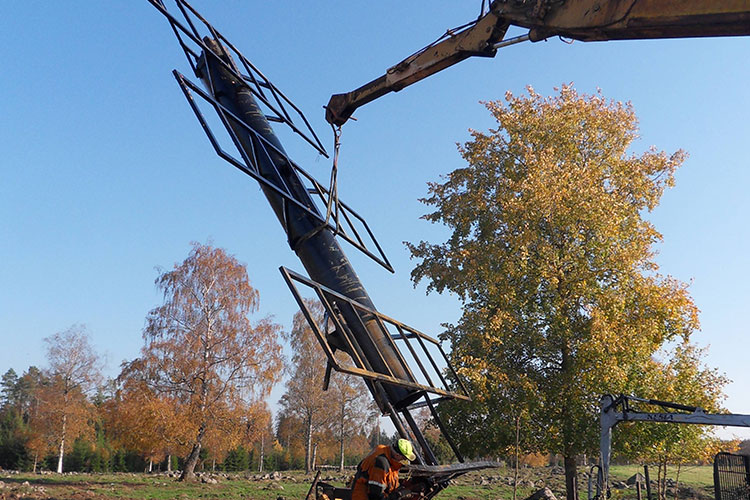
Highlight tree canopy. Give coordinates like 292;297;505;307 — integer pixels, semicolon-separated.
407;85;710;499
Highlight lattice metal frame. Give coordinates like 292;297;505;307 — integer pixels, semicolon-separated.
150;0;393;272
148;0;327;156
280;266;469;404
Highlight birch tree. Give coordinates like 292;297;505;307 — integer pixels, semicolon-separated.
136;242;284;481
279;301;334;473
40;325;102;473
328;366;374;471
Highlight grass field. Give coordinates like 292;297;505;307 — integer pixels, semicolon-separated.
610;465;714;488
0;465;716;500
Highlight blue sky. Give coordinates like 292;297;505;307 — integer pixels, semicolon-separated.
2;2;748;441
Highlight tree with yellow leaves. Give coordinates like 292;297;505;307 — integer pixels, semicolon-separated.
134;243;284;481
106;367;190;472
615;343;729;500
35;325;102;473
407;85;702;500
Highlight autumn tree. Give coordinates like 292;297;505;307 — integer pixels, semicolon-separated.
615;343;729;500
203;399;271;471
133;242;284;481
275;411;306;469
407;85;700;500
279;301;335;473
36;325;102;473
243;401;273;472
13;367;46;471
106;365;189;473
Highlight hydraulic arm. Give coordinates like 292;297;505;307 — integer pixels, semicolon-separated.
326;0;750;126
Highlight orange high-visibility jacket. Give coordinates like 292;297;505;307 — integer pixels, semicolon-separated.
351;445;403;500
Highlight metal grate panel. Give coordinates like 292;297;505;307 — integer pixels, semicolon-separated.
715;452;750;500
280;266;470;403
148;0;393;272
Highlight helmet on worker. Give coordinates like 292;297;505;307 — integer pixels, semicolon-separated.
391;438;416;464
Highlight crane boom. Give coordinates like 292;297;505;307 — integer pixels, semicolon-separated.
326;0;750;126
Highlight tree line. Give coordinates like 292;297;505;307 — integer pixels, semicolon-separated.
0;245;381;478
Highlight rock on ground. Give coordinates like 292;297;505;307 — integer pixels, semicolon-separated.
525;487;557;500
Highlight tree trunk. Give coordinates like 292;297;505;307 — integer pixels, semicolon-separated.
305;415;313;473
513;414;520;500
148;458;153;473
167;454;172;472
339;414;345;472
657;460;666;500
180;423;206;481
57;412;67;473
564;454;578;500
33;453;38;474
212;457;216;472
259;434;264;473
312;442;318;471
560;343;577;500
674;463;681;500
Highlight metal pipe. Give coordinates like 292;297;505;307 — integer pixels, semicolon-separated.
196;38;424;430
493;33;530;49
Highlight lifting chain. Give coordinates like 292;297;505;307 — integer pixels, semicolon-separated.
325;123;343;233
289;123;343;251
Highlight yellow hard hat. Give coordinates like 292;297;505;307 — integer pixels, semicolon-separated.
396;438;416;461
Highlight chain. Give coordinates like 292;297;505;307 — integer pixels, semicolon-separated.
325;123;343;233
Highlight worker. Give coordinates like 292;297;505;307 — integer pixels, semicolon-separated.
351;439;417;500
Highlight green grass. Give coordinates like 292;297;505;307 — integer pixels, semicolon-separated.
0;466;717;500
610;465;714;488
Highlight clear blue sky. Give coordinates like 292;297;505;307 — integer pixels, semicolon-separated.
2;2;748;441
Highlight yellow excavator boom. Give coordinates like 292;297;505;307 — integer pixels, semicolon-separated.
326;0;750;126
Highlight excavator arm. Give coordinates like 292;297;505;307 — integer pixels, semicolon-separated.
326;0;750;126
325;9;510;126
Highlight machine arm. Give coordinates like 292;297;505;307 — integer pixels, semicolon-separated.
325;9;510;126
326;0;750;126
500;0;750;43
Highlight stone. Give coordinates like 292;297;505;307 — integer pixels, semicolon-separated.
627;473;645;486
524;487;558;500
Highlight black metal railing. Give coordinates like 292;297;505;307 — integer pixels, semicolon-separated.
715;452;750;500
